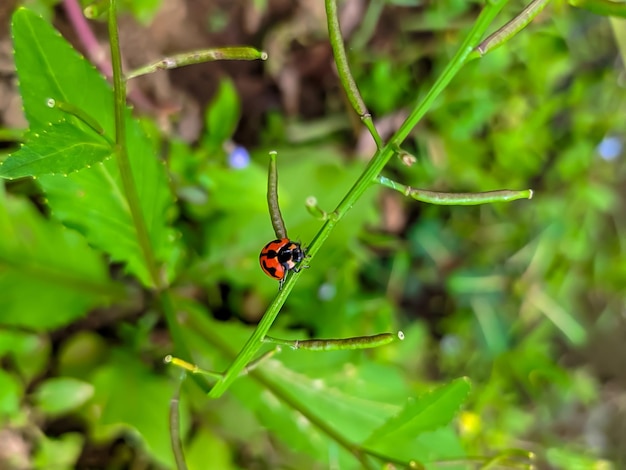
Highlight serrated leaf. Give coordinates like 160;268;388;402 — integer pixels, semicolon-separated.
0;188;120;330
0;121;112;178
11;8;177;286
33;377;94;416
363;378;471;446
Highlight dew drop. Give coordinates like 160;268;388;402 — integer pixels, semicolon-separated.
46;98;56;108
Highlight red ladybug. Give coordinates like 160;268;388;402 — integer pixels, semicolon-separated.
259;238;305;288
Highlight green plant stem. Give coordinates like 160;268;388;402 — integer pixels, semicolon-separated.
108;1;201;378
325;0;382;149
267;151;287;239
48;98;113;145
263;332;400;350
108;0;159;289
377;175;533;204
169;372;188;470
185;307;377;470
126;47;267;80
472;0;552;57
209;0;510;399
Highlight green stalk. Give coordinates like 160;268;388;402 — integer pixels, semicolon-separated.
185;307;377;469
169;372;188;470
126;47;267;80
472;0;552;58
47;98;112;145
208;0;510;399
108;1;202;378
325;0;382;148
267;151;287;239
263;332;401;351
108;0;159;289
377;175;533;205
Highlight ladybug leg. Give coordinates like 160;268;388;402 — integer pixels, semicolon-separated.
278;277;286;291
292;265;310;274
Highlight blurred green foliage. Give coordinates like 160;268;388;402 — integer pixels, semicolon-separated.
0;2;624;470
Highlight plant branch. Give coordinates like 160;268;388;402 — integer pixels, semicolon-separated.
169;372;188;470
183;307;377;470
108;2;201;377
208;0;511;398
108;0;160;289
325;0;382;148
472;0;552;57
263;332;402;350
377;175;533;205
126;47;267;80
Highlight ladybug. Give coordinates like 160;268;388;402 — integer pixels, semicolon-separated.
259;238;305;288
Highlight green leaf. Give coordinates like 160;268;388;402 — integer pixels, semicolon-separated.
0;369;22;416
363;377;471;446
0;330;50;382
0;120;112;179
33;377;94;416
0;188;119;330
204;78;241;148
185;428;235;470
33;433;83;470
11;8;178;287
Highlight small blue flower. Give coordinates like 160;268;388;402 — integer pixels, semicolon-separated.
597;136;622;161
228;145;250;169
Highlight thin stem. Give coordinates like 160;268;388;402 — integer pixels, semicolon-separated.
126;47;267;80
184;307;377;470
109;0;160;288
325;0;382;149
108;2;203;383
263;332;402;351
47;98;113;146
208;0;510;398
169;372;188;470
267;151;287;239
377;175;533;205
305;196;329;221
164;355;224;380
64;0;111;76
66;0;153;111
473;0;552;57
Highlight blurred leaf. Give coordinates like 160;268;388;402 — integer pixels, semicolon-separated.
364;378;471;446
34;377;94;416
0;330;49;381
33;433;83;470
12;8;178;287
122;0;163;24
185;428;234;470
204;78;241;150
546;447;613;469
0;189;118;330
0;369;22;416
0;120;112;179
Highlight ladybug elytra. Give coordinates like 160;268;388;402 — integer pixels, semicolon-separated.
259;238;305;287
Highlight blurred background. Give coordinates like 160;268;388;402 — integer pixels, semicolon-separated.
0;0;625;468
